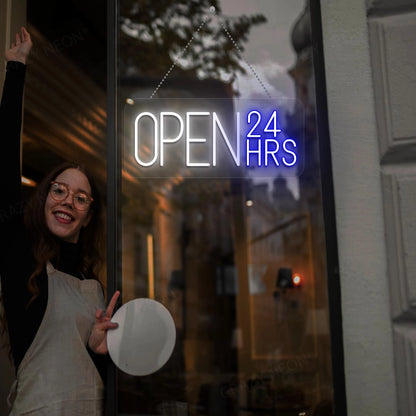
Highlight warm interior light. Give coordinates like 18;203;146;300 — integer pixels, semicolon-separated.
126;98;135;105
246;200;253;207
292;273;302;287
21;176;37;187
147;234;155;299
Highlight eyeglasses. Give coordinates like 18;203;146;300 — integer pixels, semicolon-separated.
49;181;94;211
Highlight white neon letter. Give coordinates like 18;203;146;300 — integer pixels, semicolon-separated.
212;112;240;167
186;112;210;167
247;111;261;138
246;139;262;167
134;112;158;167
264;111;282;137
282;139;297;167
160;112;184;166
265;139;280;167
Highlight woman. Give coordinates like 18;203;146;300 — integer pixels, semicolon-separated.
0;27;120;415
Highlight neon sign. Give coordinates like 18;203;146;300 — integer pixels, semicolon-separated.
134;110;297;168
126;99;303;178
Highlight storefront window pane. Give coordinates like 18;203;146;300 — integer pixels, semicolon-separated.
117;1;334;415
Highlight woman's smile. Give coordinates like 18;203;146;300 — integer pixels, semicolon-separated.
53;210;74;224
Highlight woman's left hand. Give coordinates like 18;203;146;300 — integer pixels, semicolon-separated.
6;27;32;64
88;290;120;355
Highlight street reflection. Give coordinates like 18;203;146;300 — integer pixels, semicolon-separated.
118;1;333;415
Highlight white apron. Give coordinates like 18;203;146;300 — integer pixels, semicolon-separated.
8;263;105;415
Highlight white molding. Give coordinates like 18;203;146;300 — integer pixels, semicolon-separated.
393;324;416;416
367;0;416;13
368;12;416;163
382;172;416;319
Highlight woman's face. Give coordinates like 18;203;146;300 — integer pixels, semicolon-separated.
44;168;93;243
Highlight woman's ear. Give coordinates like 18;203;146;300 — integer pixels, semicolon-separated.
82;209;93;228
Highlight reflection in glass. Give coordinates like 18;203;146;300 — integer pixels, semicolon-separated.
118;1;334;415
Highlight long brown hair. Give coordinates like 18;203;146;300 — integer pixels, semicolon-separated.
24;162;104;303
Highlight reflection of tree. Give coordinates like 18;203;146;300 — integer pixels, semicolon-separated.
120;0;266;84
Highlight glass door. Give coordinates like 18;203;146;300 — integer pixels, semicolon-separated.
111;1;343;415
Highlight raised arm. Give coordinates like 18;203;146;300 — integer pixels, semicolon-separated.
0;27;32;226
0;27;32;264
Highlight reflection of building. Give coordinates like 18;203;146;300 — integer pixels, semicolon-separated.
118;74;241;414
272;177;299;213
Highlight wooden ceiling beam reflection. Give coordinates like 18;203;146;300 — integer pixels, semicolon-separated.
23;24;107;185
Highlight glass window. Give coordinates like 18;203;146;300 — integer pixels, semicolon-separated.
116;1;336;415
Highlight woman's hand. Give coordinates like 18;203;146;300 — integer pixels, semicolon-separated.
88;290;120;355
5;27;32;64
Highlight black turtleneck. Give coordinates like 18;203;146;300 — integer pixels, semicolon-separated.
0;61;107;381
56;240;83;278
